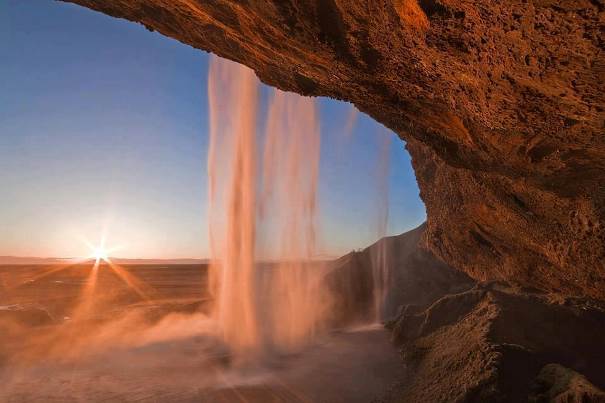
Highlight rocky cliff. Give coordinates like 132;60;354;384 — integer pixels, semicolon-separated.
61;0;605;300
328;224;605;401
327;223;474;325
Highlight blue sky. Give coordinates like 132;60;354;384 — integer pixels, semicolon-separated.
0;0;425;258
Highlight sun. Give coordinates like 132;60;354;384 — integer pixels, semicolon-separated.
82;234;121;264
91;246;109;262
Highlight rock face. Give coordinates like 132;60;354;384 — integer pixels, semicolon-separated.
328;224;605;401
386;284;605;402
326;223;474;325
530;364;605;403
61;1;605;299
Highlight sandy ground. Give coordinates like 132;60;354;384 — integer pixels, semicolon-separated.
0;264;404;403
1;326;403;403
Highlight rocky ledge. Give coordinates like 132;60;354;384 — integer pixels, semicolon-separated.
330;224;605;401
385;283;605;402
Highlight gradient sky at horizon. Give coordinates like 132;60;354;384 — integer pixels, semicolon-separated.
0;0;426;259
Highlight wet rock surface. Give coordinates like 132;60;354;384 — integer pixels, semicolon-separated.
61;0;605;299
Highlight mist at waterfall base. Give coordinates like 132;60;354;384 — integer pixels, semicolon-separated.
0;58;401;402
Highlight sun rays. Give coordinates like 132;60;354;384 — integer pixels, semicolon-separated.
71;239;153;319
105;260;152;301
83;235;120;264
8;234;153;322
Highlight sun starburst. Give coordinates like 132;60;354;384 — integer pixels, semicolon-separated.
84;236;119;264
91;246;109;262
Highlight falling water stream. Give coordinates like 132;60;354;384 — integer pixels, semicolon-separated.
371;130;392;322
261;90;330;353
207;56;330;364
207;57;261;364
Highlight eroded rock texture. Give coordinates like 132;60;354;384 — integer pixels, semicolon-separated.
386;283;605;402
62;0;605;299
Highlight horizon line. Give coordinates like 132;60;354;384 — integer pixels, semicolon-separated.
0;255;339;265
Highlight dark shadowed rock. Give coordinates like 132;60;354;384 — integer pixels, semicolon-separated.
529;364;605;403
386;285;605;402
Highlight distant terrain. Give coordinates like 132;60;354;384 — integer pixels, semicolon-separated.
0;256;208;265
